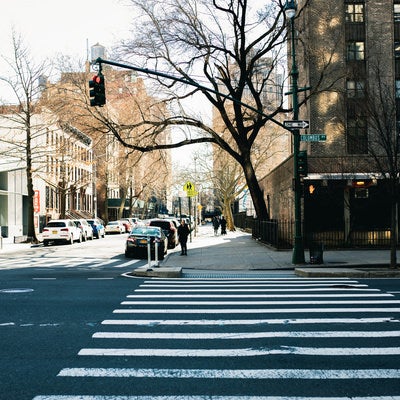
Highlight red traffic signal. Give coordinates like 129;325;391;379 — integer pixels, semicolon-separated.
88;73;106;107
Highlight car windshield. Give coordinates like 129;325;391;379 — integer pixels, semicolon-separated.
108;221;118;225
150;221;170;229
46;221;66;228
131;227;160;236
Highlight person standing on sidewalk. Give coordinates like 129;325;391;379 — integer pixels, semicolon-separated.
220;216;227;235
178;219;190;255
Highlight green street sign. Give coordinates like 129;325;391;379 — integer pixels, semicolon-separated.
300;134;326;142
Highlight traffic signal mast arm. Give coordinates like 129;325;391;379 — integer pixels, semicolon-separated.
90;57;285;126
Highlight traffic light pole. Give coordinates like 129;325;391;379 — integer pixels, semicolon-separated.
287;6;305;264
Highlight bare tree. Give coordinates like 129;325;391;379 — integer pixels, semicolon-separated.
0;33;51;243
364;63;400;268
105;0;301;221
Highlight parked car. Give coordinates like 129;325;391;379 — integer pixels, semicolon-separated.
87;218;105;239
119;218;132;233
125;225;168;260
73;219;94;241
105;220;125;234
42;219;82;246
149;218;179;249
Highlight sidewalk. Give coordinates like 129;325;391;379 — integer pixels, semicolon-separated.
133;223;400;278
2;226;400;278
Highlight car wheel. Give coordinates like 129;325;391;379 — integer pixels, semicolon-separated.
125;250;132;258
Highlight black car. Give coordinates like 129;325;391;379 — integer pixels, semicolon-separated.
125;226;168;260
149;219;179;249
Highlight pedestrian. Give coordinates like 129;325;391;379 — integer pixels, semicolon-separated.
177;219;190;255
212;216;220;236
220;216;227;235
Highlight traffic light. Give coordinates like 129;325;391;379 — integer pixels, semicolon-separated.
297;150;308;177
88;73;106;107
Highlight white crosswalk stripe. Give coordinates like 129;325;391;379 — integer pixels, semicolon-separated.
34;277;400;399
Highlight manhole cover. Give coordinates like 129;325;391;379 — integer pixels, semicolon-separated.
0;288;34;293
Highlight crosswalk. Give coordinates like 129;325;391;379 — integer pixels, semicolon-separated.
0;255;139;270
33;277;400;399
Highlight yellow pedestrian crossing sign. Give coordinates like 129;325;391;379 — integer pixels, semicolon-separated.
183;181;197;197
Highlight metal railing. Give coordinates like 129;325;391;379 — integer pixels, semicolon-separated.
233;213;399;249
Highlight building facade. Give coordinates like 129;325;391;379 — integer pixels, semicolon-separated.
261;0;400;247
0;113;93;241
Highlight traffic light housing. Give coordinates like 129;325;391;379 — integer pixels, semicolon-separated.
88;73;106;107
297;150;308;177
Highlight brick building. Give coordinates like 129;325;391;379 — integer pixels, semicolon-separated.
261;0;400;247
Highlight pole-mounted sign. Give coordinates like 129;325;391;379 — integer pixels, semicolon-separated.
283;120;310;129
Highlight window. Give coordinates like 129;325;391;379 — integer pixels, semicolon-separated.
395;4;400;22
396;80;400;98
395;42;400;59
347;118;368;154
346;80;365;98
347;41;365;60
345;4;364;23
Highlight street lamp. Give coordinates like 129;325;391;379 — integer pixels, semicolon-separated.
285;0;305;264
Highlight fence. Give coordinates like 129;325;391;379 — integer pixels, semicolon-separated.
233;213;399;249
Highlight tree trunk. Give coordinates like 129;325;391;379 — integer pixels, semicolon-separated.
223;198;236;231
26;126;39;243
242;156;269;220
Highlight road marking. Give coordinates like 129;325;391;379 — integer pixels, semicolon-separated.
78;347;400;357
92;330;400;339
142;279;362;283
114;306;400;313
134;287;379;292
121;300;400;305
58;367;400;379
33;395;400;400
103;317;399;325
112;259;141;268
87;278;114;280
139;283;369;288
129;293;392;298
32;278;57;280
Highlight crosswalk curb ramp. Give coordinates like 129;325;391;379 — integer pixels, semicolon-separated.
131;266;182;278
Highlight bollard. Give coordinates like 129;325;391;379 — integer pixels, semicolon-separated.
147;235;151;269
154;239;159;267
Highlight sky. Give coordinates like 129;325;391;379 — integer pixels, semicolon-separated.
0;0;208;172
0;0;134;64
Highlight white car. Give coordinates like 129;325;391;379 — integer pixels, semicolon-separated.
73;219;94;241
105;220;125;234
42;219;83;246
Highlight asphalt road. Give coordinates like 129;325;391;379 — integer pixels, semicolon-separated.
1;235;400;399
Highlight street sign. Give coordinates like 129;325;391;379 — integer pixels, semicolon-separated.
183;181;197;197
284;120;310;129
300;134;326;142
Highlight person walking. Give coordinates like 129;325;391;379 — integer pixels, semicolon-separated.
177;219;190;255
212;216;220;236
220;216;227;235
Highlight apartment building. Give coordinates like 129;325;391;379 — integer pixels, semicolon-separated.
0;113;93;240
261;0;400;247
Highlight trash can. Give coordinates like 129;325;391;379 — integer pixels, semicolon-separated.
309;241;324;264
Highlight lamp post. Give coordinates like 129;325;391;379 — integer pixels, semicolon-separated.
285;0;305;264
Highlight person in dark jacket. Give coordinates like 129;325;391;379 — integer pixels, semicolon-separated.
220;216;227;235
177;219;190;255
